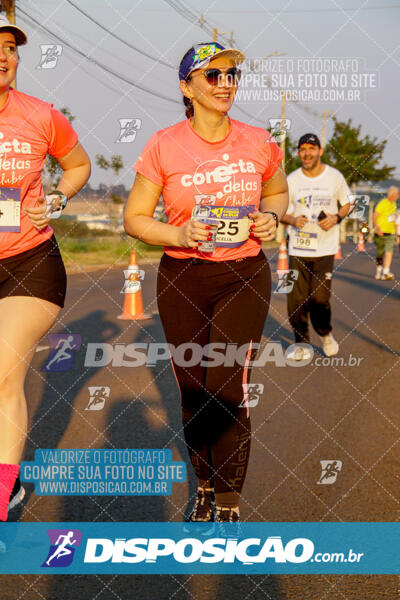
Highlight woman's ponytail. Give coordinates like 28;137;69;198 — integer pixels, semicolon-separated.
183;96;194;119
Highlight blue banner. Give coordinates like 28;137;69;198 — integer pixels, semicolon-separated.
0;522;398;574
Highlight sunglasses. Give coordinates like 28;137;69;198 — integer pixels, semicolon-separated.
190;67;241;86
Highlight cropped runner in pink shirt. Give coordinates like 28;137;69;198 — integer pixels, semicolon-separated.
125;42;288;525
0;16;90;521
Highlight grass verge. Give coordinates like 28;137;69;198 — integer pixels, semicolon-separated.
58;237;163;272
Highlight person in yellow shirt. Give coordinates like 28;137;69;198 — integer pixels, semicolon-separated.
373;186;399;280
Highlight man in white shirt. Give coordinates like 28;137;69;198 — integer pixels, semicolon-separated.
281;133;350;359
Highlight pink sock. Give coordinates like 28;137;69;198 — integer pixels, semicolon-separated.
0;464;19;521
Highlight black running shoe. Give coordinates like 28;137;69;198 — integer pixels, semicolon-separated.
8;477;25;511
184;488;215;534
188;488;215;522
215;507;240;522
215;507;241;539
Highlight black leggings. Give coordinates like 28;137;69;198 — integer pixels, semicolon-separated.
157;251;270;500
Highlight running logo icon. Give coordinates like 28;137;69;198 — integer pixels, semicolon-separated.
116;119;142;143
121;269;145;294
348;194;370;220
36;45;62;69
194;194;217;206
317;460;342;485
240;383;264;408
42;334;82;372
42;529;82;568
275;270;299;294
268;118;291;143
85;386;110;411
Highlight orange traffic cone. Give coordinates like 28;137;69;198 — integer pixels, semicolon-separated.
334;243;342;260
276;238;289;272
357;233;366;252
118;250;152;320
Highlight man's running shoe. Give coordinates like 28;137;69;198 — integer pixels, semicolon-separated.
8;477;25;511
375;266;383;279
381;272;394;280
184;488;215;533
319;333;339;357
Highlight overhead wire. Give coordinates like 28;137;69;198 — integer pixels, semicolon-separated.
19;13;178;115
17;4;267;125
56;19;173;89
16;6;181;105
163;0;238;47
64;0;174;69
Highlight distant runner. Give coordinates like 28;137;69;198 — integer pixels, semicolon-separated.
373;186;399;280
281;133;350;360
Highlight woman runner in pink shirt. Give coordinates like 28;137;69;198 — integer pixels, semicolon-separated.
125;42;288;524
0;16;90;520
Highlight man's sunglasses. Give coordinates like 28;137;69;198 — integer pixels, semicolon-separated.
190;67;241;86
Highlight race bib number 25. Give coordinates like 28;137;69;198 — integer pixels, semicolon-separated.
211;204;255;248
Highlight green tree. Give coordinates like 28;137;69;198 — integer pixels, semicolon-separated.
43;107;75;193
283;132;301;175
323;118;395;186
111;154;123;178
110;155;124;203
96;154;124;201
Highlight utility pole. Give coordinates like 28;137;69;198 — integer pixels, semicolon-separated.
321;109;335;149
274;90;287;244
212;27;234;44
321;109;327;149
2;0;15;24
2;0;16;89
280;91;286;170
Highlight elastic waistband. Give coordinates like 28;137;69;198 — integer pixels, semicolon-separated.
162;251;265;267
191;257;244;264
0;234;58;263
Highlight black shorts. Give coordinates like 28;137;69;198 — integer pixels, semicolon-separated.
0;235;67;308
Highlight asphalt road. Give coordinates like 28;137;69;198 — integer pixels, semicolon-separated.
4;242;400;599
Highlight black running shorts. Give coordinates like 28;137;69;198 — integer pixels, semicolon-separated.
0;235;67;308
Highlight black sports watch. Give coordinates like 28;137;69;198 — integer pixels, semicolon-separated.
336;213;343;224
263;210;279;227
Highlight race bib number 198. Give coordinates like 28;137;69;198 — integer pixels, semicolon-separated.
293;230;318;251
0;187;21;232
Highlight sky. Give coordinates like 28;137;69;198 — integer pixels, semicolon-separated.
13;0;400;188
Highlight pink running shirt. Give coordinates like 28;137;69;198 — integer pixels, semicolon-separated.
133;118;283;261
0;89;79;259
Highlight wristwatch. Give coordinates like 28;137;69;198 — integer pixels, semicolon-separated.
45;190;68;219
263;211;279;228
336;213;343;224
